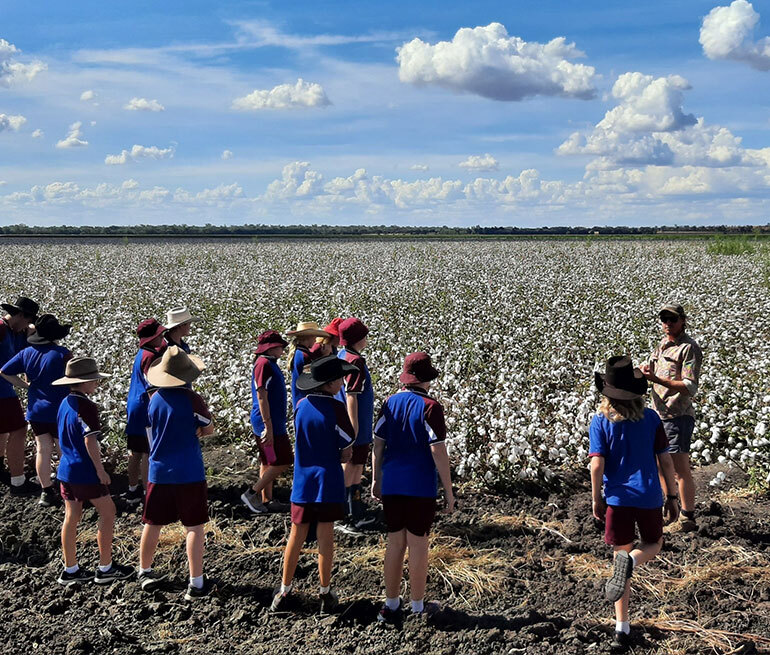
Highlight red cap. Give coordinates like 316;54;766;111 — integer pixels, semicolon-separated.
339;317;369;346
137;319;166;347
323;317;344;338
399;352;439;385
255;330;289;354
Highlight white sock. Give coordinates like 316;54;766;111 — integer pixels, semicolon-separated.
385;596;400;610
320;584;330;594
10;475;25;486
411;599;424;613
190;574;204;589
65;564;79;574
98;562;112;573
128;484;139;492
629;553;638;569
280;583;292;594
616;620;630;634
139;567;152;575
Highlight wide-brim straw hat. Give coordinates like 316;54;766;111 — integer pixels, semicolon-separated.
147;345;205;387
286;321;330;339
594;355;648;400
52;357;111;386
296;354;358;391
165;307;199;330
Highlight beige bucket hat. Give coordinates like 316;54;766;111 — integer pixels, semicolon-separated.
147;345;205;387
286;321;330;339
52;357;111;386
165;306;199;330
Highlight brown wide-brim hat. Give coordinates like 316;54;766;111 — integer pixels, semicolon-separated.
254;329;289;354
147;345;205;387
595;355;648;400
52;357;111;386
286;321;330;339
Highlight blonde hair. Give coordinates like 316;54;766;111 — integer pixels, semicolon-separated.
599;396;645;423
286;339;298;375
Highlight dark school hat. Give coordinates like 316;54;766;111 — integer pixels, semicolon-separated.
28;314;71;345
659;302;686;320
296;354;358;391
339;317;369;346
2;296;39;320
594;356;648;400
399;351;440;385
255;330;289;354
137;318;167;347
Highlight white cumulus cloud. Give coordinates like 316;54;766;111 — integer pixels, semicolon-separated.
55;122;88;149
459;154;499;172
700;0;770;70
396;22;598;101
105;144;175;165
31;128;43;138
0;38;46;87
221;149;233;160
124;97;165;112
0;113;27;132
410;164;429;171
232;78;331;110
80;89;96;101
264;161;325;198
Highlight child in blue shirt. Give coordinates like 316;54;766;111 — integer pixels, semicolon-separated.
590;356;679;652
270;355;355;615
52;357;133;586
286;322;330;409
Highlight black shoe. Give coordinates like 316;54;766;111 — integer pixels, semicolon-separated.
377;602;402;625
9;479;40;497
58;567;93;586
94;562;135;585
184;575;213;601
270;589;291;612
319;589;338;614
610;630;630;652
138;569;167;592
604;551;633;602
39;486;60;507
680;513;698;532
264;499;290;513
121;486;144;506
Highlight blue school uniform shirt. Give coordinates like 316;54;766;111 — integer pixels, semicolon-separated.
338;346;374;446
57;391;103;485
374;387;447;498
588;408;669;509
251;355;288;436
125;345;164;436
291;393;354;504
0;319;29;399
290;346;312;408
2;344;72;422
147;387;212;484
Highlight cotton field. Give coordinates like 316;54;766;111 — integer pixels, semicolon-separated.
2;238;769;487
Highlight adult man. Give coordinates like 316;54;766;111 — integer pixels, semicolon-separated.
640;303;703;532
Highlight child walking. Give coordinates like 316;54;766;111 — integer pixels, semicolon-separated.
53;357;134;585
590;356;680;652
138;346;215;600
371;352;455;623
270;355;356;614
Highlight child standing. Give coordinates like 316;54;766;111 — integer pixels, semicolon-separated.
138;346;215;600
286;322;330;409
371;352;455;623
241;330;292;514
52;357;134;585
164;307;197;353
0;314;72;507
590;356;680;652
270;355;356;614
124;318;167;505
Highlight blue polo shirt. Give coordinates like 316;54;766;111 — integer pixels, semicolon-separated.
251;355;288;436
338;346;374;446
589;408;669;509
290;346;312;408
147;387;212;484
126;345;165;435
374;387;447;498
57;391;103;485
291;393;354;504
2;344;72;422
0;320;28;399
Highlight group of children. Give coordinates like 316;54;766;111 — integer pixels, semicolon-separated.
0;294;699;649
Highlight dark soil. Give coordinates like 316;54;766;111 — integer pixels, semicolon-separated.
1;447;768;655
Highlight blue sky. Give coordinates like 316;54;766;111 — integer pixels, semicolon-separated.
1;0;769;226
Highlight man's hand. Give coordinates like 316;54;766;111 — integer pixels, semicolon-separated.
592;496;607;522
97;469;111;486
340;445;352;463
663;496;680;525
639;363;655;381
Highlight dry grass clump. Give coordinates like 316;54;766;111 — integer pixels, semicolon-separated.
484;512;574;543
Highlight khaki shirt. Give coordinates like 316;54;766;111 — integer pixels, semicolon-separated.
649;332;703;420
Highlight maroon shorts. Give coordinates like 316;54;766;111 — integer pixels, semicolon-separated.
257;434;293;467
126;429;150;454
350;444;371;466
291;502;345;525
605;505;664;546
0;397;26;433
30;421;57;438
143;481;208;527
60;481;111;502
383;495;437;537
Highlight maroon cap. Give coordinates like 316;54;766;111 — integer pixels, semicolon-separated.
137;318;166;347
255;329;289;354
399;352;439;385
339;317;369;346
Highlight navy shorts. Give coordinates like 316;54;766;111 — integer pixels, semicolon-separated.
0;397;26;433
30;421;57;438
350;444;371;466
663;415;695;454
126;427;150;454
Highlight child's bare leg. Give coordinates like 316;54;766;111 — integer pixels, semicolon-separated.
612;539;662;623
35;434;54;488
185;524;205;579
5;427;27;478
0;432;7;458
90;495;116;566
127;451;142;487
343;463;363;487
253;464;289;502
61;500;83;567
282;523;311;585
139;524;163;570
406;532;430;602
316;522;334;587
384;529;407;599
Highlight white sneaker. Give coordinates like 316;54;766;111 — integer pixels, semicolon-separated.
241;489;268;514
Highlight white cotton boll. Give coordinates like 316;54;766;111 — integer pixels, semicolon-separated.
716;471;726;481
718;455;727;464
692;439;704;450
484;471;494;482
755;422;766;436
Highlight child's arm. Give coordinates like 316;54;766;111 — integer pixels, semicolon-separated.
657;451;680;524
430;442;456;513
590;456;606;521
371;437;385;500
85;435;111;486
0;372;28;389
256;388;273;444
346;394;359;438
